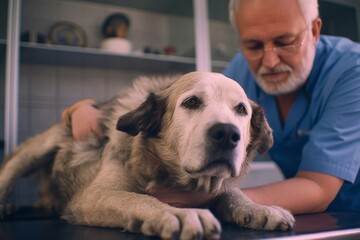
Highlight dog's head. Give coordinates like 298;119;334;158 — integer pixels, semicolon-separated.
116;72;273;192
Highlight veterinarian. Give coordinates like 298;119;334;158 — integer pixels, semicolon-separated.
63;0;360;214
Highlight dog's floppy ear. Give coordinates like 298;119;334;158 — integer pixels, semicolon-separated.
247;100;274;158
116;93;167;137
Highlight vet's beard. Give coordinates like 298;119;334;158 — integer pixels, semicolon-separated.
253;47;315;96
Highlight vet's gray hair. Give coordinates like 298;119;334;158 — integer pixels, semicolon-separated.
229;0;319;30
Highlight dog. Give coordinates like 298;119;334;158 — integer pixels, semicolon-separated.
0;72;294;239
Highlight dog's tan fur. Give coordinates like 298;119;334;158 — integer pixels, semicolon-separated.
0;72;294;239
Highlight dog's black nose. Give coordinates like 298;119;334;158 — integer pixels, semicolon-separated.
208;123;240;149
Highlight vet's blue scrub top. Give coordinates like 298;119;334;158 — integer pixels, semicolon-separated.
223;35;360;211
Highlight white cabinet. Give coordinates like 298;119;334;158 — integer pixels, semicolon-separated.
3;0;236;154
20;0;197;71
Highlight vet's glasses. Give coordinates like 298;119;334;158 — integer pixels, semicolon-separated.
241;27;309;60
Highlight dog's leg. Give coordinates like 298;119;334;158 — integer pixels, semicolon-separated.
64;188;221;240
62;160;221;240
212;187;295;231
0;124;69;215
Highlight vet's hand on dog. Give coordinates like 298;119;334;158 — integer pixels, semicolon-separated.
70;104;104;141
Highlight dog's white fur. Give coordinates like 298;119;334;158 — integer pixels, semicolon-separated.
0;72;294;239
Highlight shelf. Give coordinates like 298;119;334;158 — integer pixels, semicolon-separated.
19;42;197;73
0;40;228;72
212;60;229;71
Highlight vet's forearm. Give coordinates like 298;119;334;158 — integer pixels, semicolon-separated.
242;171;343;214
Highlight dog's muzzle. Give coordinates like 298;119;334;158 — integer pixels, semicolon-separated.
208;123;240;149
198;123;240;177
185;123;241;179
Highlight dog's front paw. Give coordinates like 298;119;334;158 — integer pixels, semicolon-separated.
233;204;294;231
141;208;221;240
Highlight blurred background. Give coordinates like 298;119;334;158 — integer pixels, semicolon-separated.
0;0;359;208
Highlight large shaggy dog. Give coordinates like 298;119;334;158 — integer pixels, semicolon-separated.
0;72;294;239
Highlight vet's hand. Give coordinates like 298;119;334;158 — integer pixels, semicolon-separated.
147;186;217;208
71;104;104;141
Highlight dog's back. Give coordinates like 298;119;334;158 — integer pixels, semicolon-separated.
0;74;179;213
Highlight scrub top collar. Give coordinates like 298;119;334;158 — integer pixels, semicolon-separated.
257;87;311;142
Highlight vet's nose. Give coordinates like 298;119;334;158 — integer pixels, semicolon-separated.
208;123;240;149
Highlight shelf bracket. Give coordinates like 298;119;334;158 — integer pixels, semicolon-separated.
5;0;21;154
193;0;211;71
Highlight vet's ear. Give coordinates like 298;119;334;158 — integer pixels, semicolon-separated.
247;100;273;156
116;93;167;137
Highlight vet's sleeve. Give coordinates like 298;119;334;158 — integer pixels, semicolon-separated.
300;63;360;183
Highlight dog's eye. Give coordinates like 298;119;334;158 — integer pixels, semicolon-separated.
181;96;203;109
234;103;247;115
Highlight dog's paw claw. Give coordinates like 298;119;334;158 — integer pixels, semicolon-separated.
244;214;252;224
233;204;294;231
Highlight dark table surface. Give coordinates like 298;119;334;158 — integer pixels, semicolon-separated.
1;208;360;240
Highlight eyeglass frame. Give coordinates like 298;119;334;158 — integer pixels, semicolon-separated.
239;24;311;60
